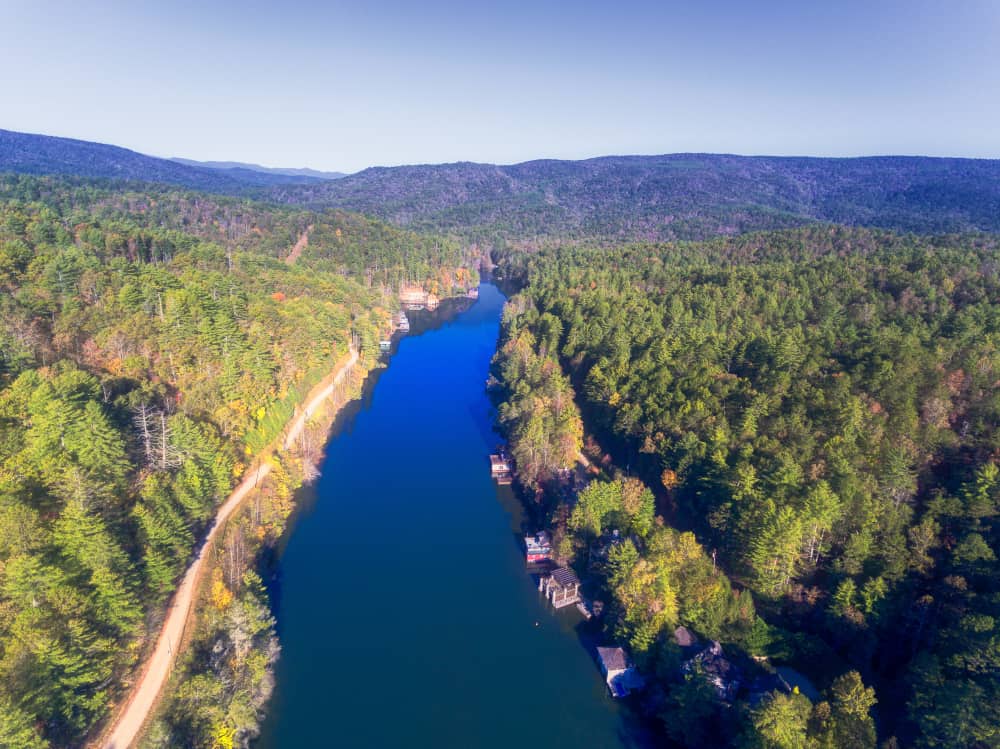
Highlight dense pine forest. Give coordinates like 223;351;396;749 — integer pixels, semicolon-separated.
491;226;999;748
0;173;475;748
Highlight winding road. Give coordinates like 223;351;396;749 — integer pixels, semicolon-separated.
100;348;358;749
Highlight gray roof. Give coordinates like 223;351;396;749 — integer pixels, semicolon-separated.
597;646;628;671
550;566;579;588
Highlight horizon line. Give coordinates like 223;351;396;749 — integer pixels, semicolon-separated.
5;125;1000;175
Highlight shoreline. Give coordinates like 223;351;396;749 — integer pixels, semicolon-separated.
93;347;360;749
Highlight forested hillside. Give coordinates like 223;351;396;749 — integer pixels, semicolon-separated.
0;130;327;193
0;174;475;747
6;130;1000;245
491;226;1000;747
273;154;1000;241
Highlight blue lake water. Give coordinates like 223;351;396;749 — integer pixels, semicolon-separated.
255;283;647;748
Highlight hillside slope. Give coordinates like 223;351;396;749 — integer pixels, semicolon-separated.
271;153;1000;239
4;130;999;241
0;129;320;192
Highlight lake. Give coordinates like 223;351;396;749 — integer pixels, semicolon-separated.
255;283;648;748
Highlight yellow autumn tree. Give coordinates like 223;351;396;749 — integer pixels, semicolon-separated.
210;567;233;611
211;723;236;749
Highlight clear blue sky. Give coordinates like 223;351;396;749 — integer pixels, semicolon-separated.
2;0;998;172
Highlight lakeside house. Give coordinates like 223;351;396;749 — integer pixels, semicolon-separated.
539;566;580;609
682;641;741;702
490;452;512;484
525;531;552;564
379;340;391;353
596;646;644;697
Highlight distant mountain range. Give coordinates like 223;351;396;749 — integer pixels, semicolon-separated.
170;158;345;181
2;128;999;239
271;154;1000;239
0;129;334;192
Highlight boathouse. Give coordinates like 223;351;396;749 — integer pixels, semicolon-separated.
490;453;512;484
596;646;643;698
525;531;552;564
539;566;580;609
379;340;391;353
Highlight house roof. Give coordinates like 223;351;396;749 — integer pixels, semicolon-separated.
674;625;698;648
550;566;579;588
525;530;551;544
597;646;628;671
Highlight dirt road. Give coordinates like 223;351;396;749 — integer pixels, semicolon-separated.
284;224;313;265
100;348;358;749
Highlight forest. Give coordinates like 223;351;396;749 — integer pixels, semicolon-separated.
490;225;999;748
0;173;476;748
3;129;1000;748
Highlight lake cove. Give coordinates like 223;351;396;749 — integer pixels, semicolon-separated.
255;283;650;748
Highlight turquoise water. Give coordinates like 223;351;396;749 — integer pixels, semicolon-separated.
255;284;647;748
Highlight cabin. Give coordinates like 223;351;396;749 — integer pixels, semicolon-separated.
596;646;644;697
395;312;410;332
524;531;552;564
539;566;580;609
490;453;512;484
682;641;741;702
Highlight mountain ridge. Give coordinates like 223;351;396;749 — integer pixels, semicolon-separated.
3;128;999;239
170;157;345;180
0;129;324;192
271;152;1000;239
